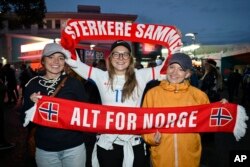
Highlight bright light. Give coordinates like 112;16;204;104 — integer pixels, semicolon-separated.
54;38;61;43
161;48;169;54
90;44;96;50
185;33;195;37
181;44;200;52
19;54;42;60
21;40;54;53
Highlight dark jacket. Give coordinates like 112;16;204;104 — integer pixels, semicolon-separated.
22;74;88;151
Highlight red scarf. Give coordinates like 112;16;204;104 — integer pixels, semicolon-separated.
60;20;183;74
24;95;248;141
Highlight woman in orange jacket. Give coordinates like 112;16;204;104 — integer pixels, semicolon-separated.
142;53;209;167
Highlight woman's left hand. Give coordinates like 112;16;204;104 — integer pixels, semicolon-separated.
30;91;41;103
154;130;161;145
220;98;228;104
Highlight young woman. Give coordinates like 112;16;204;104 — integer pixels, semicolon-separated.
65;40;165;167
142;53;210;167
23;43;89;167
199;59;222;102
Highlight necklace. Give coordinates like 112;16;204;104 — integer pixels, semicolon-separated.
39;75;61;95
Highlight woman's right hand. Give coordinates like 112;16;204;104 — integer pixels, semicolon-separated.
65;51;81;68
30;91;41;103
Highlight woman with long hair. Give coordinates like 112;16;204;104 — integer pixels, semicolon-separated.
65;40;165;167
23;43;89;167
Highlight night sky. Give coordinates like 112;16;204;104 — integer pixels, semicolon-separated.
45;0;250;45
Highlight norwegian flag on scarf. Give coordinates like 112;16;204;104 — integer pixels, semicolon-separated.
210;107;233;127
24;96;248;141
38;102;59;122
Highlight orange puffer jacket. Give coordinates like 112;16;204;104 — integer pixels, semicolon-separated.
142;80;210;167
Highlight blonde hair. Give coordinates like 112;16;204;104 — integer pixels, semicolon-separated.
107;54;137;102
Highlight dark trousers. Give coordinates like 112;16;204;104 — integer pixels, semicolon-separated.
7;87;18;103
97;142;150;167
0;107;5;143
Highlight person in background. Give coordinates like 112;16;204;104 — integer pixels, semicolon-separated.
227;68;242;102
96;59;107;71
22;43;89;167
190;67;199;88
242;65;250;107
147;61;157;68
65;40;166;167
199;59;221;102
198;59;224;164
19;64;32;99
142;53;226;167
3;63;19;104
0;63;15;150
233;69;242;96
134;61;144;69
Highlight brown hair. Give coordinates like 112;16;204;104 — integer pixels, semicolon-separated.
107;54;137;102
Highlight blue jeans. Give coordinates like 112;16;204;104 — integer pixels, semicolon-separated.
35;143;86;167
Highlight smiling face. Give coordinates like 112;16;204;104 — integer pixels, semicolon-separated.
110;45;131;75
42;53;66;79
166;63;191;84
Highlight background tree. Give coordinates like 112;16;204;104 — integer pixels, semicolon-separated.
0;0;11;29
0;0;46;30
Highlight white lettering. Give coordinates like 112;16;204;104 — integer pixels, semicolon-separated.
234;155;241;162
155;113;165;128
124;22;132;37
166;113;177;128
143;25;154;39
69;21;80;38
70;107;81;126
177;112;188;127
82;109;90;127
64;26;76;39
107;21;115;36
86;20;98;35
78;21;89;36
135;24;145;38
143;113;153;129
143;111;197;129
127;113;137;130
106;112;114;129
92;110;100;128
97;21;107;35
70;108;100;129
189;111;198;127
153;26;171;41
115;112;125;130
234;155;247;162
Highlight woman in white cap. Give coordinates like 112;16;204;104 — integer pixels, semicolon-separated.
23;43;89;167
65;40;166;167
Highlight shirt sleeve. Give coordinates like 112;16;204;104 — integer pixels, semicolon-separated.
70;60;106;83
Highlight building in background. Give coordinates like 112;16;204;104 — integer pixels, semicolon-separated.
1;4;249;77
181;43;250;79
0;5;137;70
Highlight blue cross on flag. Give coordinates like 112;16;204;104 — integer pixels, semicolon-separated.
38;102;59;122
210;107;232;127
